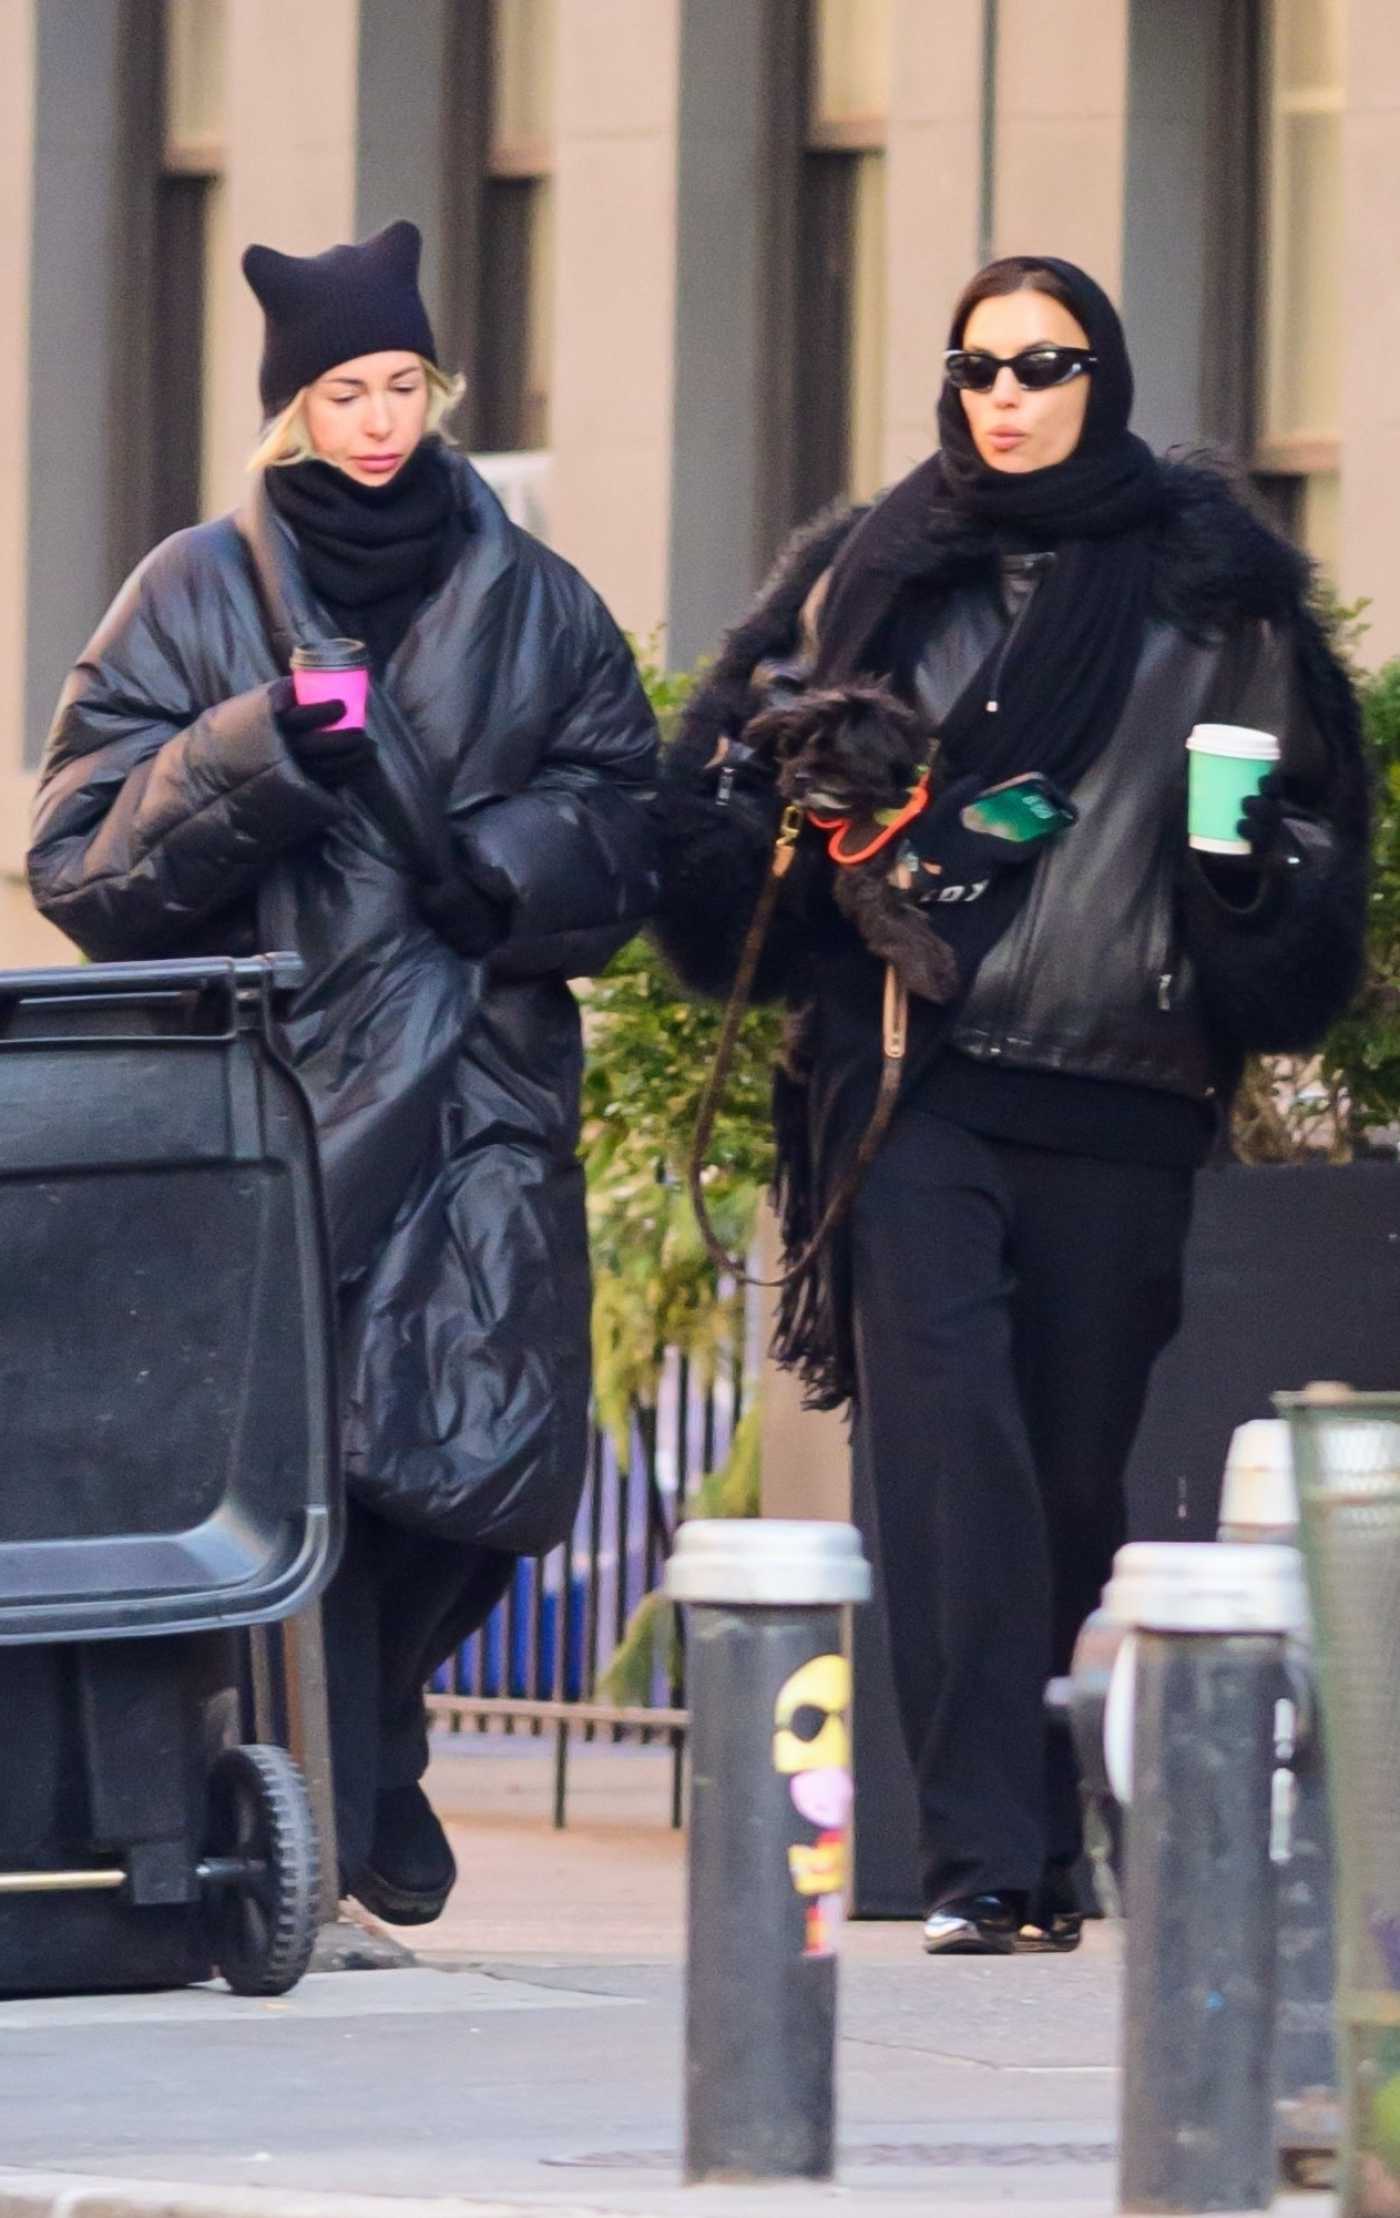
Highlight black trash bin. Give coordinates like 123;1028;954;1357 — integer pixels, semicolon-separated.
0;955;341;1997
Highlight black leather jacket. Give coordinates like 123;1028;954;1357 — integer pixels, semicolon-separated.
655;482;1367;1101
653;467;1368;1406
908;557;1329;1102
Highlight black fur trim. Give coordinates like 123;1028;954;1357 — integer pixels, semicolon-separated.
1182;598;1371;1055
663;502;866;798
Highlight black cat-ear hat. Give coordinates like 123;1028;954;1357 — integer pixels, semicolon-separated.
242;219;438;416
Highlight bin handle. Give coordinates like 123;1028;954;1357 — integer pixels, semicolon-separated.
0;953;304;1006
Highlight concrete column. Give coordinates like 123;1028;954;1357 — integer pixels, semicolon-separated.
548;0;681;641
1121;1;1258;459
0;0;101;962
993;0;1130;296
881;0;984;486
354;0;464;349
665;0;778;669
22;0;154;775
1340;0;1400;662
202;0;360;516
1120;0;1216;452
0;0;36;870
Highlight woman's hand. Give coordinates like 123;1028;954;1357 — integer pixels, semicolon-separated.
896;775;1063;904
418;873;511;958
269;677;374;788
1236;771;1336;873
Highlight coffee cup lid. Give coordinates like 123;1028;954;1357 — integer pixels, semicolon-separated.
291;637;369;671
1186;723;1281;761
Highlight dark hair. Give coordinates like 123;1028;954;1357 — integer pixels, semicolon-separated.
948;257;1083;348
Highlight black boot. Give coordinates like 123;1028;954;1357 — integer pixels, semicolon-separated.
349;1783;457;1926
922;1891;1025;1956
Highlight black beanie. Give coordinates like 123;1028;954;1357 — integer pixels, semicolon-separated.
242;220;438;417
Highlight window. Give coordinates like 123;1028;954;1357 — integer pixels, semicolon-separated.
155;0;226;535
794;0;890;514
1257;0;1345;566
475;0;556;454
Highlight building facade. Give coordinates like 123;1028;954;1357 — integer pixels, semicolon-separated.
0;0;1389;967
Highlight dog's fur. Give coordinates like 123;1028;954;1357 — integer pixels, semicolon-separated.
744;683;958;1005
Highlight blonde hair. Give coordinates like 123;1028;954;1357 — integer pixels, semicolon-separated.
247;356;466;472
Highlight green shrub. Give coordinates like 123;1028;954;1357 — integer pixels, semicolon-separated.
582;645;780;1453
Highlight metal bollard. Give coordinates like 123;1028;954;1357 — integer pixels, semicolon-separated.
1221;1420;1339;2187
1105;1541;1308;2215
665;1519;870;2185
1282;1389;1400;2218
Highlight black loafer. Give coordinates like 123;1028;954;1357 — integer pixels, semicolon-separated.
1017;1860;1085;1954
922;1891;1025;1956
348;1783;457;1927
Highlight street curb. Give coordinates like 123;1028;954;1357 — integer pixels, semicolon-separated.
0;2172;639;2218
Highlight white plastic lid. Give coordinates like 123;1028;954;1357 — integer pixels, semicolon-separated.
1101;1540;1308;1635
1186;722;1282;761
664;1519;872;1606
1218;1418;1299;1536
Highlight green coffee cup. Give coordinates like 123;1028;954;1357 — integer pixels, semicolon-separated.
1186;723;1281;854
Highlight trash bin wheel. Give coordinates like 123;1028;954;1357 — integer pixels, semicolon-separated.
204;1743;319;1997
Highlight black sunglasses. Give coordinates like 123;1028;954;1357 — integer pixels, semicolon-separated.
944;345;1097;394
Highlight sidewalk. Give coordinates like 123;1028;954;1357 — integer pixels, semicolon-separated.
0;1737;1323;2218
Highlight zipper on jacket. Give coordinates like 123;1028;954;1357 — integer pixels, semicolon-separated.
974;837;1050;1056
984;558;1048;713
1158;971;1174;1012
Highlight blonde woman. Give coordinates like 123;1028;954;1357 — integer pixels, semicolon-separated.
28;221;659;1924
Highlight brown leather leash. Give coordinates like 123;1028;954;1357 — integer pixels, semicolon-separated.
686;802;909;1288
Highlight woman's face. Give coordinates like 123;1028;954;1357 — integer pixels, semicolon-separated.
957;290;1092;474
303;351;430;486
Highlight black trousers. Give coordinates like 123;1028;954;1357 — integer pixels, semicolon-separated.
849;1110;1193;1912
320;1499;516;1881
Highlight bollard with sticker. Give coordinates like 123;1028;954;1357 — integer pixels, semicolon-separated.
665;1520;871;2185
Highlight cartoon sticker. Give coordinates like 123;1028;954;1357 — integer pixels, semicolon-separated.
773;1652;854;1958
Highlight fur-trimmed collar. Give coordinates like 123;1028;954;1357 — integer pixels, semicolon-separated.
673;458;1318;782
811;454;1317;641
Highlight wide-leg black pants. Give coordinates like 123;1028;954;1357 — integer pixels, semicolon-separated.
320;1500;516;1882
849;1110;1193;1912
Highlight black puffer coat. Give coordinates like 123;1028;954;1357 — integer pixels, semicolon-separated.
28;448;659;1553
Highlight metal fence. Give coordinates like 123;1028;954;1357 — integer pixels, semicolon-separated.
425;1342;747;1825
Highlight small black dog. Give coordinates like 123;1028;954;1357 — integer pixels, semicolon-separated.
743;682;959;1003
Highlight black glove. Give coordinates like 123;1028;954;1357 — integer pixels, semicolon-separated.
270;676;374;789
418;873;511;960
1235;771;1335;873
896;774;1067;905
703;733;778;808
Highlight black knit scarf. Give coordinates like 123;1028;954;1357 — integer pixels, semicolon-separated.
266;439;460;669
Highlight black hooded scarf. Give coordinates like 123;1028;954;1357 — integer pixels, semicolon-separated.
819;256;1166;799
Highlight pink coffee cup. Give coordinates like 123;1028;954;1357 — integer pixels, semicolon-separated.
290;639;370;729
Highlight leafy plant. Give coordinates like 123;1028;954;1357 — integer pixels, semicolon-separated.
1313;655;1400;1151
1235;601;1400;1164
582;642;781;1452
582;643;777;1702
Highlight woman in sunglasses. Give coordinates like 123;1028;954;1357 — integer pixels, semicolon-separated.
653;255;1369;1956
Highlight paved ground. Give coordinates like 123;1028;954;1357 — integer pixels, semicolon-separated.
0;1737;1326;2218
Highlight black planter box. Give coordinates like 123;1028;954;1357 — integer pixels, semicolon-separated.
851;1160;1400;1918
